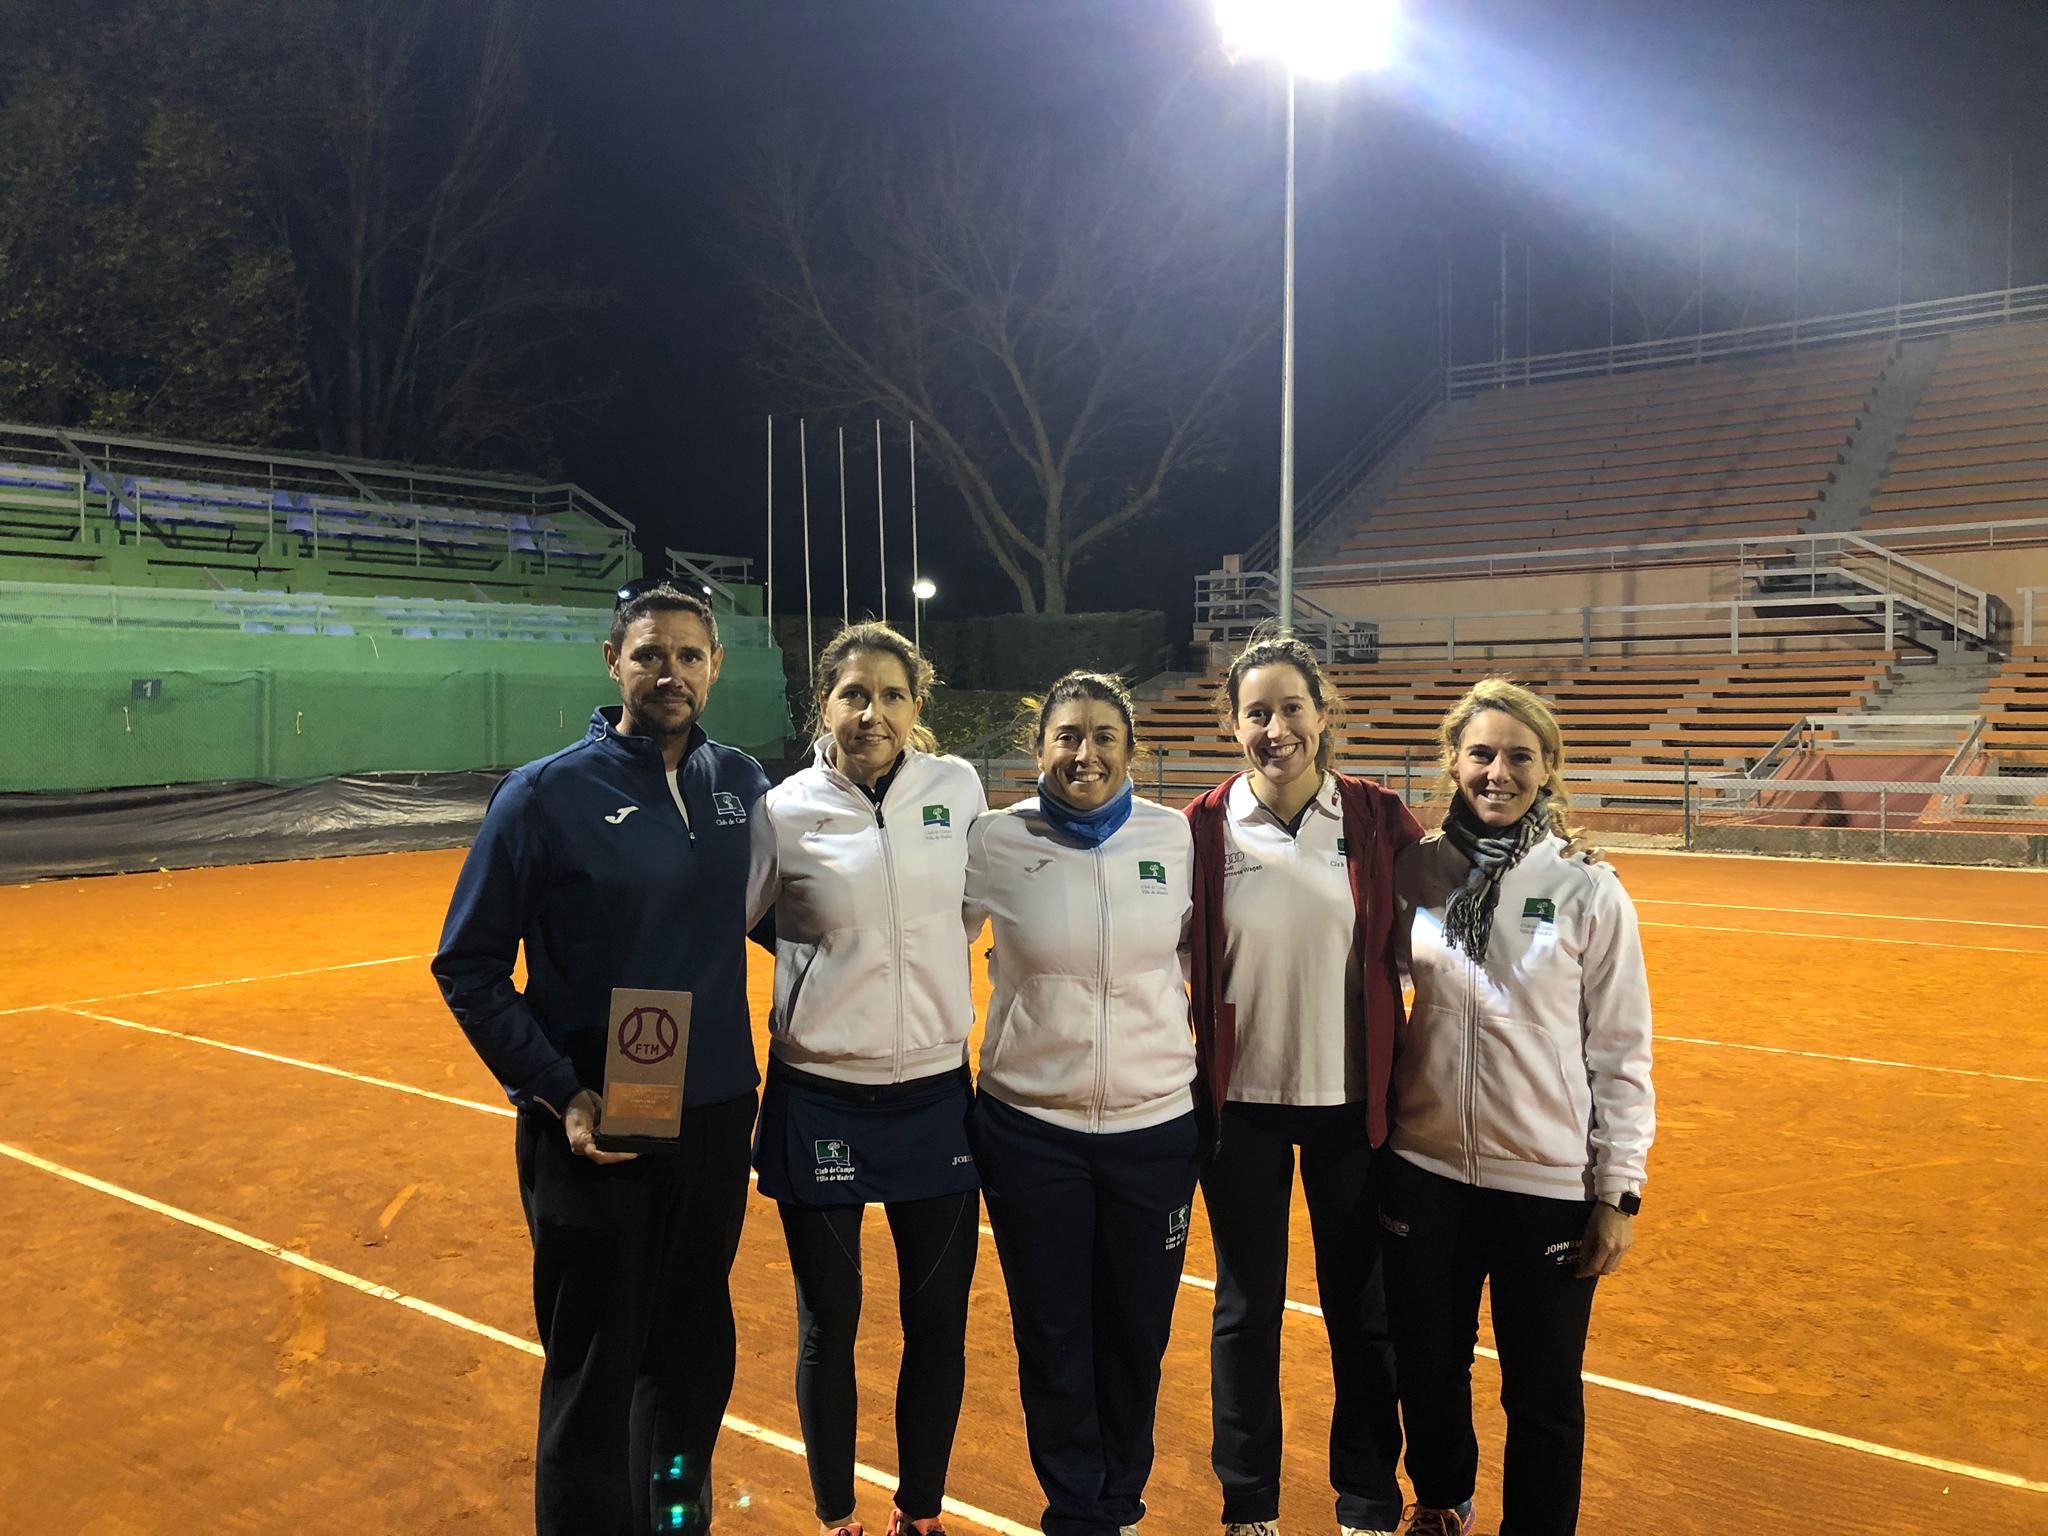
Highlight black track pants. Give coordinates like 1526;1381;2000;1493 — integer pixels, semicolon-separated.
777;1190;981;1522
970;1094;1202;1536
1201;1101;1404;1531
1379;1154;1601;1536
516;1091;756;1536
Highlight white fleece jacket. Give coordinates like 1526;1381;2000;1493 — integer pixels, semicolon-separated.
964;793;1197;1134
747;743;986;1084
1392;834;1655;1203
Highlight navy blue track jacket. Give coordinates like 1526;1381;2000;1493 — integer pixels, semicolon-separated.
432;707;770;1114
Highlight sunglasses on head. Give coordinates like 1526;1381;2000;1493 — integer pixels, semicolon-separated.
614;575;668;609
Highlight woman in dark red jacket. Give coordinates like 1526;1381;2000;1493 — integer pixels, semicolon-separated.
1184;636;1424;1536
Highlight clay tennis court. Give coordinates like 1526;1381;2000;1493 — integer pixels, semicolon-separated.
2;848;2044;1534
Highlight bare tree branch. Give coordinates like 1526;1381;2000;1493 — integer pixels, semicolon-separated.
735;102;1275;614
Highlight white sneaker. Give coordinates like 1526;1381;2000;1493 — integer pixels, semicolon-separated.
1339;1527;1397;1536
1226;1524;1281;1536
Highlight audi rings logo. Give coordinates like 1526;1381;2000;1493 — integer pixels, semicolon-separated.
618;1006;680;1065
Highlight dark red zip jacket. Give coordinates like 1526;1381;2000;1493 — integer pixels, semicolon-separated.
1185;771;1425;1148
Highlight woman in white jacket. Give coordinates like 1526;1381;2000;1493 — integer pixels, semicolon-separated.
1383;678;1654;1536
747;623;987;1536
964;671;1201;1536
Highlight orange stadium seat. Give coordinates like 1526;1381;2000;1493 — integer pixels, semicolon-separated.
1315;341;1891;569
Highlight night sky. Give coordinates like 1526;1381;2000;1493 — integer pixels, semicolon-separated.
528;0;2048;632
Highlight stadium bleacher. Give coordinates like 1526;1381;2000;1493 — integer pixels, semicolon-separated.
1323;340;1891;567
0;426;637;604
1120;648;1894;822
1864;317;2048;532
1981;644;2048;763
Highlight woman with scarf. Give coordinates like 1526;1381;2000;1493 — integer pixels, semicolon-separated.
1382;678;1655;1536
1182;635;1421;1536
964;670;1201;1536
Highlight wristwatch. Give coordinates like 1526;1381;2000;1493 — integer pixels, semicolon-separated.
1608;1190;1642;1217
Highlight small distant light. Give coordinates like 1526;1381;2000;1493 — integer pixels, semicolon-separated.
701;584;712;594
912;577;937;601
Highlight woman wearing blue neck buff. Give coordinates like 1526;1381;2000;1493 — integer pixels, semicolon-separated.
964;670;1201;1536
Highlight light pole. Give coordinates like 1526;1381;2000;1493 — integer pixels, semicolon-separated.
1215;0;1399;638
912;576;936;649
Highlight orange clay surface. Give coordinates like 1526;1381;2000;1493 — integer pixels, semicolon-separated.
2;849;2045;1535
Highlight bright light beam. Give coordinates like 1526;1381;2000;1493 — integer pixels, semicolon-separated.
1214;0;1400;79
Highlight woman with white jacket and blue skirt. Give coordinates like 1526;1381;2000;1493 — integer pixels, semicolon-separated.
1382;678;1655;1536
964;670;1202;1536
747;623;988;1536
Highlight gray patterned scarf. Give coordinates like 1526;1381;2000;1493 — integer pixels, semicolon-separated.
1441;789;1553;960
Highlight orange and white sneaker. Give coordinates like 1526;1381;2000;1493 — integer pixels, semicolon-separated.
885;1512;947;1536
1399;1504;1476;1536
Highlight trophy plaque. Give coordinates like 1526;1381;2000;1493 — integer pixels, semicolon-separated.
595;988;691;1153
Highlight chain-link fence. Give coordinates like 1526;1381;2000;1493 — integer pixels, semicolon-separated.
969;749;2048;869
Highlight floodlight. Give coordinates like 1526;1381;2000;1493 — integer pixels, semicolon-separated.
1214;0;1399;79
912;578;937;601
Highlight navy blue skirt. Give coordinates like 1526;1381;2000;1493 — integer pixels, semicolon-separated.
753;1057;979;1207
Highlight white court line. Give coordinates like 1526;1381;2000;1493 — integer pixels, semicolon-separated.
1191;1279;2048;1495
1635;899;2048;933
59;1008;518;1117
39;1006;2048;1495
1638;920;2048;957
1658;1034;2048;1085
1568;1362;2048;1494
0;952;433;1018
1615;845;2048;875
0;1139;1038;1536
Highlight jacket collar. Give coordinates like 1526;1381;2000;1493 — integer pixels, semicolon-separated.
589;705;705;768
812;735;913;798
1227;768;1340;826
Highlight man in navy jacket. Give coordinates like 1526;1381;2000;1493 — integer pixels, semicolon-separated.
434;583;769;1535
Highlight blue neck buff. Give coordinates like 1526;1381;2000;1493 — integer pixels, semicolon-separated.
1037;776;1134;847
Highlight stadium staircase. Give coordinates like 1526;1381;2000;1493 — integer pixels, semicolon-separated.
1812;336;1946;533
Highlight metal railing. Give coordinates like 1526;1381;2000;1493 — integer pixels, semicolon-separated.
1252;516;2048;591
2021;587;2048;646
1743;533;1993;642
0;419;636;534
0;461;89;535
1356;592;1915;662
1244;368;1446;571
1692;772;2048;860
664;548;760;613
1193;568;1381;659
1739;716;1821;783
961;751;2048;854
1447;281;2048;396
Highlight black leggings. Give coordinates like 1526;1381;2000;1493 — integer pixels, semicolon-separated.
1380;1154;1601;1536
778;1190;980;1522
